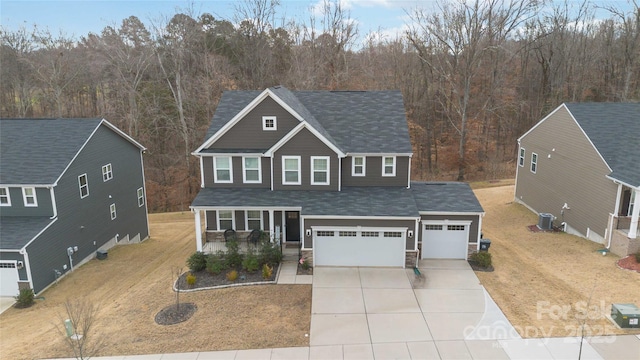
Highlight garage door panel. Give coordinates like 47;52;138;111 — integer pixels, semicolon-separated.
0;262;20;297
314;229;405;267
422;223;469;259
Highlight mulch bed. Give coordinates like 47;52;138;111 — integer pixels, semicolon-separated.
155;303;197;325
527;224;562;233
617;255;640;273
176;263;280;291
297;263;313;275
468;260;494;272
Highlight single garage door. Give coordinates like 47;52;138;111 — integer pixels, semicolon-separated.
421;222;470;259
314;228;406;267
0;262;20;297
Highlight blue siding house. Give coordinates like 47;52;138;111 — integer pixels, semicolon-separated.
0;118;149;296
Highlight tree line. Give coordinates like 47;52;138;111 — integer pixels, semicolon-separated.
1;0;638;212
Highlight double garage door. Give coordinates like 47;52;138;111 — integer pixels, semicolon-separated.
0;262;20;297
314;228;406;267
421;222;470;259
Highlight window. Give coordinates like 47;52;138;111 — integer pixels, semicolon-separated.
243;157;261;183
218;210;234;230
383;231;403;237
382;156;396;176
447;225;466;231
316;231;334;237
214;156;233;183
246;210;262;230
78;174;89;198
282;156;301;185
361;231;379;237
0;187;11;206
425;224;443;231
519;148;525;167
262;116;277;131
311;156;330;185
352;156;366;176
110;203;117;220
22;187;37;207
339;231;357;237
137;187;145;207
530;153;538;173
102;163;113;182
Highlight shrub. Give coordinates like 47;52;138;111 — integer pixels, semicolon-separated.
186;251;207;272
635;252;640;263
258;240;283;265
470;251;492;268
262;264;273;279
300;257;310;270
225;239;244;268
186;273;196;287
14;288;35;308
206;253;225;275
242;248;260;272
226;269;238;282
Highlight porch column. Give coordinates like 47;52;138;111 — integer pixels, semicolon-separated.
629;188;639;239
194;209;203;252
269;209;275;242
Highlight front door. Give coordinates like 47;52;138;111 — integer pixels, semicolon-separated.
285;211;300;242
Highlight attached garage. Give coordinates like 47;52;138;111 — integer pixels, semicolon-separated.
421;222;471;259
313;227;407;267
0;261;20;297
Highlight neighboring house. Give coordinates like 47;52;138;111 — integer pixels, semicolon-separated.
190;86;484;268
515;103;640;256
0;118;149;296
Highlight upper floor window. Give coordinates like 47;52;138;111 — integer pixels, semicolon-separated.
214;156;233;183
102;163;113;182
110;203;117;220
22;187;37;207
382;156;396;177
78;174;89;198
246;210;262;230
530;153;538;173
519;148;525;167
311;156;330;185
282;156;301;185
243;157;262;183
262;116;277;131
0;187;11;206
352;156;366;176
218;210;234;230
137;187;145;207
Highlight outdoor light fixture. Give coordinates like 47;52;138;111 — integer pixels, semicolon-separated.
305;229;311;237
408;230;414;238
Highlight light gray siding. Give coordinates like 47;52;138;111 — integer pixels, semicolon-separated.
419;214;480;244
209;97;300;150
515;106;617;240
341;156;410;187
202;156;270;189
273;128;339;191
0;187;53;217
303;218;416;250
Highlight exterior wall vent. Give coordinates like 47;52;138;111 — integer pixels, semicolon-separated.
538;213;554;230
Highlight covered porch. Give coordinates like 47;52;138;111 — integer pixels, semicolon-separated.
607;184;639;256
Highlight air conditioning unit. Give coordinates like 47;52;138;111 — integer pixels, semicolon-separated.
538;213;554;230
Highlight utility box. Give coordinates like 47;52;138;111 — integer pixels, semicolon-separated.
611;303;640;328
96;250;108;260
538;213;554;230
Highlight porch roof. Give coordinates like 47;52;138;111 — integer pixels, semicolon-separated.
191;186;420;217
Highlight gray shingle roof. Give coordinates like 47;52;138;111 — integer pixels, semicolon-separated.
410;181;484;213
0;118;103;185
0;216;54;250
202;86;412;154
565;103;640;187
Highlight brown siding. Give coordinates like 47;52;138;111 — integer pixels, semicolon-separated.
208;97;300;150
303;218;416;250
206;210;216;230
235;210;245;230
418;214;480;244
273;128;339;190
515;106;617;241
341;156;409;187
202;156;270;189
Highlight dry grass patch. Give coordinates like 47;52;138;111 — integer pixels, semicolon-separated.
0;212;311;360
474;185;640;338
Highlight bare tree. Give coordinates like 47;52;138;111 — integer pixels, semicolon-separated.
57;299;104;360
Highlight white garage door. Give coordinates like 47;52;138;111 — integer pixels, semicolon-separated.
314;228;406;267
421;222;470;259
0;262;20;297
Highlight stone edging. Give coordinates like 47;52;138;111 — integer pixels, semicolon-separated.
172;262;283;293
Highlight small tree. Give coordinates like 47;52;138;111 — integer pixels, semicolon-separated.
57;299;103;360
173;267;183;311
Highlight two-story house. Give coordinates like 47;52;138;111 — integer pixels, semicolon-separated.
0;118;149;296
190;86;484;268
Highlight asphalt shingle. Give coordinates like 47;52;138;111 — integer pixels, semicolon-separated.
410;181;484;213
0;216;54;250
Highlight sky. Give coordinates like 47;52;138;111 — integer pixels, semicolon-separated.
0;0;635;45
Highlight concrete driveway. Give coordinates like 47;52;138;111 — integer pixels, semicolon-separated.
310;260;520;359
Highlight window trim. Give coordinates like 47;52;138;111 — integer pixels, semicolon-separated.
110;203;117;220
245;210;263;230
137;187;145;207
22;187;38;207
242;156;262;184
352;156;366;177
382;156;396;177
282;156;301;185
311;156;330;185
262;116;277;131
102;163;113;182
519;147;525;167
78;173;89;199
213;156;233;183
0;187;11;206
217;209;235;230
530;152;538;173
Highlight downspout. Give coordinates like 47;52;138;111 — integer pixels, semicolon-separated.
407;154;412;189
338;157;342;192
199;156;204;188
49;186;57;219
